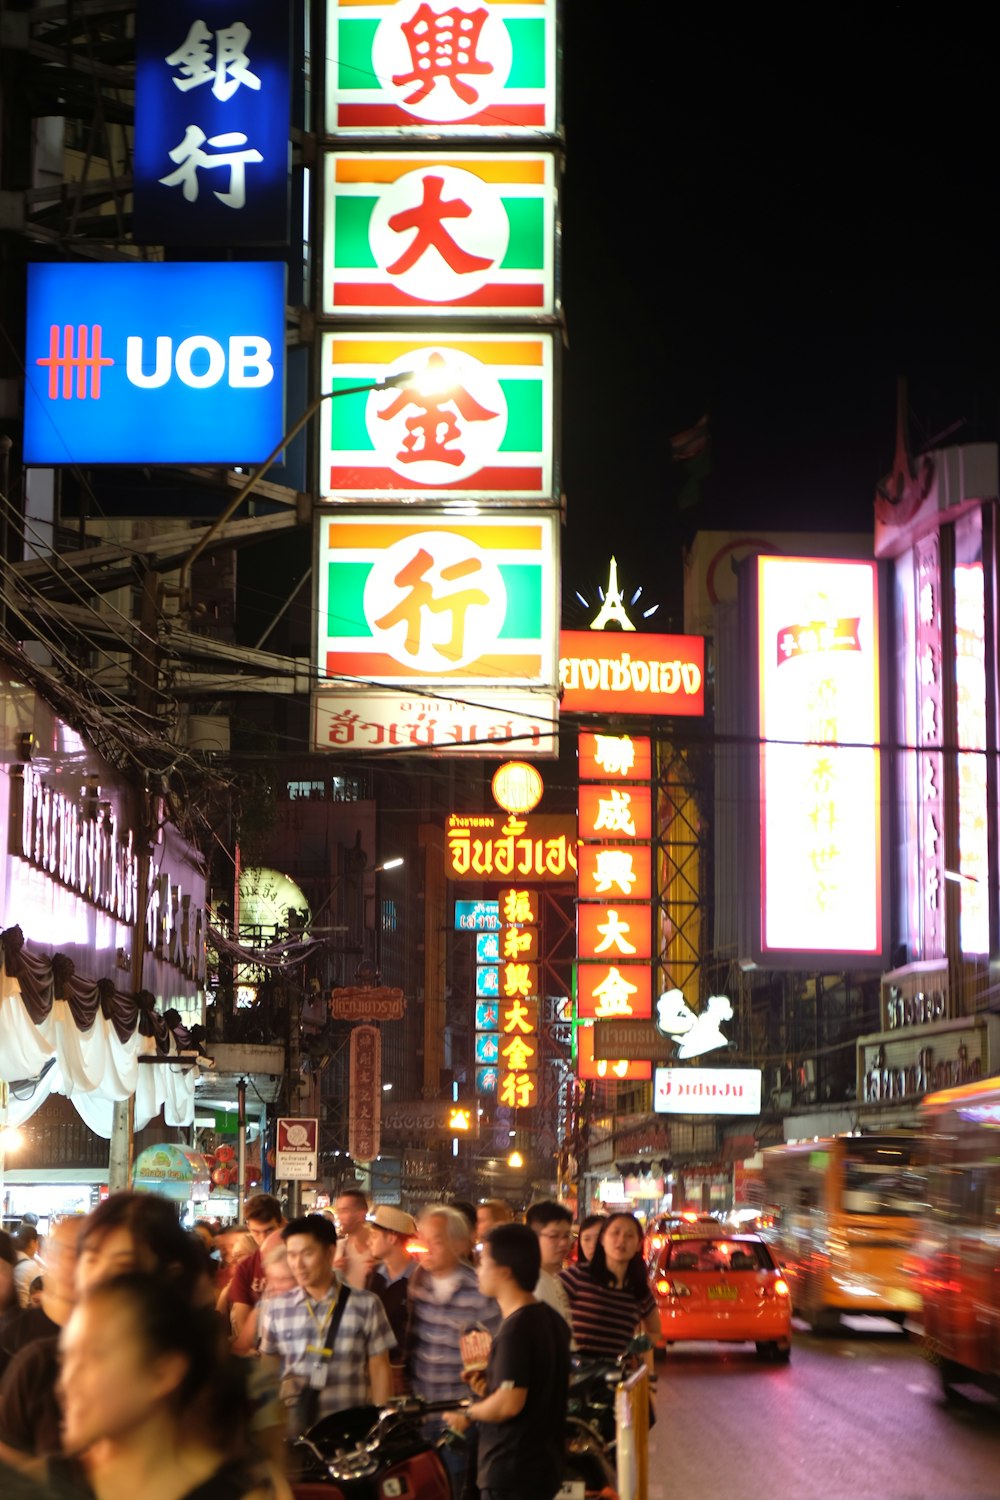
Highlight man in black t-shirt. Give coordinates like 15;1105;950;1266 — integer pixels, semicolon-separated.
443;1223;569;1500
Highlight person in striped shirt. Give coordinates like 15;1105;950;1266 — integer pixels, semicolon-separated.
406;1206;500;1496
559;1212;660;1361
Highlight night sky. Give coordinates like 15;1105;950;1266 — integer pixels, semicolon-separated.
559;15;1000;624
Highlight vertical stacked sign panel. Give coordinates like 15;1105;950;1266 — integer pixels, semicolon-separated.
314;0;561;755
576;734;654;1082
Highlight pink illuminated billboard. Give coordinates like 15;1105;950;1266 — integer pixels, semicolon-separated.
756;556;885;965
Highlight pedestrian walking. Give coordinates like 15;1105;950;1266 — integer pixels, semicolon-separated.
442;1223;570;1500
228;1195;285;1341
53;1271;288;1500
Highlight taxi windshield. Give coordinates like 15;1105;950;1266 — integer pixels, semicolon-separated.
665;1239;773;1272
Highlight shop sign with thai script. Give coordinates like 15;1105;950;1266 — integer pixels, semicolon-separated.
445;813;576;881
858;1018;1000;1106
456;899;500;930
653;1067;762;1116
323;151;556;316
575;1021;651;1080
382;1097;481;1141
591;1020;672;1060
13;764;140;925
325;0;558;137
880;966;950;1031
313;689;558;757
559;631;704;716
330;986;405;1021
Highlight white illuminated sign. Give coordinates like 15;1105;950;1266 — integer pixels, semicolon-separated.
655;989;733;1059
955;562;988;954
757;556;883;960
653;1067;762;1116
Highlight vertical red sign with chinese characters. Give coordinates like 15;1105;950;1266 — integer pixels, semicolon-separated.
496;887;540;1107
576;733;655;1070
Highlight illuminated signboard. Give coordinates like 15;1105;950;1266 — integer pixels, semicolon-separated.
578;904;652;960
313;689;558;757
577;843;652;901
134;1;291;245
23;262;286;466
756;556;885;964
575;1022;652;1082
497;993;539;1107
323;152;556;316
445;814;576;882
320;332;554;501
653;1067;762;1116
578;734;652;781
476;966;500;998
578;785;652;843
456;900;500;931
476;932;500;963
577;964;652;1021
325;0;558;137
559;631;704;716
955;562;989;954
315;510;559;688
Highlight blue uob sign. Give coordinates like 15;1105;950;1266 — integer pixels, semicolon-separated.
133;0;292;246
24;261;286;465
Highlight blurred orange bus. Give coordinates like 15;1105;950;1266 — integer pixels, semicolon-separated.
760;1134;924;1332
918;1075;1000;1398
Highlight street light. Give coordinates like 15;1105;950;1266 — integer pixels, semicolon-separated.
179;369;416;591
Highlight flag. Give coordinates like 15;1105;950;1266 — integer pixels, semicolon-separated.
670;412;711;511
320;332;553;501
669;413;709;462
324;153;554;315
329;0;556;135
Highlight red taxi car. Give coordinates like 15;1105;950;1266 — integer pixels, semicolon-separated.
650;1229;792;1362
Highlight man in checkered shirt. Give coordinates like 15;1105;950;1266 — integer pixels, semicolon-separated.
259;1213;394;1435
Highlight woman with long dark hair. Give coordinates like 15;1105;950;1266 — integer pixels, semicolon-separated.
574;1214;606;1267
559;1212;660;1360
54;1272;286;1500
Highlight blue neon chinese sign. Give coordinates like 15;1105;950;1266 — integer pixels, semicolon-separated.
134;1;291;245
23;262;286;466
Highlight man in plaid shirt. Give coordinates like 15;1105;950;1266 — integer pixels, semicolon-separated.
259;1214;394;1436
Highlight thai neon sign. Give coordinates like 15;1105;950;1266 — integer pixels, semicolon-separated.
757;556;883;961
559;631;704;716
445;813;576;882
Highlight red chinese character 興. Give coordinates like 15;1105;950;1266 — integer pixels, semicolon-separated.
393;4;493;107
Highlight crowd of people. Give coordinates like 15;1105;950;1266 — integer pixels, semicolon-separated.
0;1194;658;1500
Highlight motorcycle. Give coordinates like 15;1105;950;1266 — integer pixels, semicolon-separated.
290;1396;459;1500
291;1388;619;1500
567;1336;655;1456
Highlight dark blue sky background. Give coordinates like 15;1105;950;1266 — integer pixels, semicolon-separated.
560;14;1000;623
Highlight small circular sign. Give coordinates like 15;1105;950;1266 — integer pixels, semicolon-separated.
492;761;544;815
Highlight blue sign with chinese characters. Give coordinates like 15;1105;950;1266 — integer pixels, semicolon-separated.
476;967;500;999
134;0;291;245
24;262;286;465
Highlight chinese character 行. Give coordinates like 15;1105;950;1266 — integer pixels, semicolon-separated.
374;546;489;661
159;125;262;209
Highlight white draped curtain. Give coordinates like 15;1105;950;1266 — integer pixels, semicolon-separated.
0;936;196;1137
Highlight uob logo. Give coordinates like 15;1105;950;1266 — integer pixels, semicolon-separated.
36;325;274;400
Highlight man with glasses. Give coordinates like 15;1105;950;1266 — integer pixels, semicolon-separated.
229;1192;285;1340
525;1200;574;1333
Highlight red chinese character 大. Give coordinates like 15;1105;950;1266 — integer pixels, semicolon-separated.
387;174;493;277
393;4;493;108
